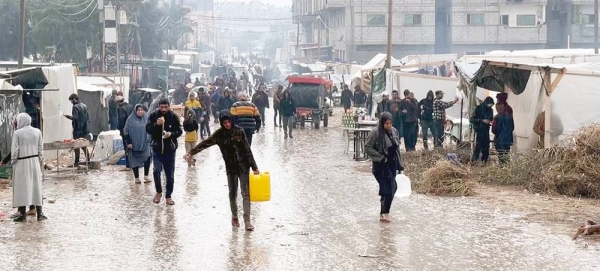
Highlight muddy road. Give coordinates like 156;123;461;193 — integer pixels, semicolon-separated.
0;109;598;270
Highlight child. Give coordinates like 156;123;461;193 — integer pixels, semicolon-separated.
183;110;199;167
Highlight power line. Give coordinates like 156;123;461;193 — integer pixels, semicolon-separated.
43;0;96;17
49;0;98;23
45;0;91;8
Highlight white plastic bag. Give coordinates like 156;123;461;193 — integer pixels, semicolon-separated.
396;174;412;198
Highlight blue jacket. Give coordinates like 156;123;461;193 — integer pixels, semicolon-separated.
492;113;514;146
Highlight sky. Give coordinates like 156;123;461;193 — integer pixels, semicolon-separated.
217;0;292;7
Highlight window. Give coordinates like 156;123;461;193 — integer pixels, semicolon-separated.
404;14;422;26
516;15;536;26
501;15;509;25
467;13;485;25
582;14;596;25
367;14;386;26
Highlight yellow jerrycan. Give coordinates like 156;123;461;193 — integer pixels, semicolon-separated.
249;171;271;202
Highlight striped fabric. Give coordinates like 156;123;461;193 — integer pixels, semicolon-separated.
230;101;261;130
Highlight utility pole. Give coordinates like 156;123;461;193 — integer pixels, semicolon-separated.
296;16;300;58
317;16;321;63
116;3;121;73
385;0;393;68
595;0;598;54
18;0;26;69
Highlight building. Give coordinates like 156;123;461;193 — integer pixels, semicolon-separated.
292;0;599;63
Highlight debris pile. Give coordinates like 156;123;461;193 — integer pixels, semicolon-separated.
420;160;475;196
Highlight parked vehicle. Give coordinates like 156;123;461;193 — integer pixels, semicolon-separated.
288;76;332;129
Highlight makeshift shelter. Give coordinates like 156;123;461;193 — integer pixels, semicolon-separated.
77;82;111;137
455;60;600;149
0;80;24;161
78;75;130;102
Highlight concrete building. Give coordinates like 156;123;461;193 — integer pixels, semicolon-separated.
292;0;600;63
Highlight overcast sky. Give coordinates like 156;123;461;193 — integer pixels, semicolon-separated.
217;0;292;7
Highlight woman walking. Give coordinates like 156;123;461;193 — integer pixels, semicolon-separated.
365;112;404;222
124;104;152;184
11;113;46;222
183;110;199;167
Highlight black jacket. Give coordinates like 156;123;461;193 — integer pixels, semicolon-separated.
252;91;270;108
71;101;90;138
108;96;118;120
341;89;353;105
399;99;419;123
419;98;434;121
218;96;235;112
279;96;296;117
189;112;258;174
470;97;495;132
376;100;392;117
117;103;134;134
354;90;367;105
183;119;199;133
146;110;183;154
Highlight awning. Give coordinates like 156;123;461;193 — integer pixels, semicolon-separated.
0;67;49;90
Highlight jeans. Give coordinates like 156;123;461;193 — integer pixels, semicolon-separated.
132;156;151;179
74;137;90;166
282;116;294;136
472;130;491;163
402;122;417;152
258;107;266;127
153;151;176;198
421;120;434;150
200;117;211;138
244;129;254;146
227;173;251;222
433;120;445;148
273;107;282;125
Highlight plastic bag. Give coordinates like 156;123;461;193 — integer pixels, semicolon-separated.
396;174;412;198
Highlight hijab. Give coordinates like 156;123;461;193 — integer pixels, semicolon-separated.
378;112;394;149
126;104;149;151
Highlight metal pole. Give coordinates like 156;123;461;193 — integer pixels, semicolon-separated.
18;0;26;69
116;4;121;73
595;0;598;54
385;0;393;68
317;15;321;62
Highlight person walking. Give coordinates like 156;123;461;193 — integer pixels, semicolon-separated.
217;88;236;113
492;103;515;164
184;91;202;122
183;110;200;167
198;88;212;139
341;84;353;113
11;113;46;222
365;112;404;223
184;110;260;231
64;94;90;167
376;91;392;118
419;90;435;150
124;104;152;184
399;90;419;152
146;98;183;205
432;90;459;148
116;96;134;169
470;97;495;163
279;89;296;139
108;89;118;130
353;85;367;108
273;85;284;127
252;84;270;128
230;92;261;146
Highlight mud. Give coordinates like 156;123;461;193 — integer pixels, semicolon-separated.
0;108;599;270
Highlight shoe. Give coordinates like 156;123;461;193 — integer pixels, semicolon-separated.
232;217;240;227
37;214;48;221
245;221;254;231
10;212;20;219
13;214;26;222
284;134;288;139
166;198;175;205
135;178;142;184
289;135;294;139
153;193;162;204
26;209;37;216
143;176;152;183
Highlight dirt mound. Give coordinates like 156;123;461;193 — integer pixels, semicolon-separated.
479;124;600;198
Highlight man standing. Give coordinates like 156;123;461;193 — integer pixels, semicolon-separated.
470;97;494;163
185;111;260;231
353;85;367;108
432;90;459;148
199;87;212;139
341;84;353;113
273;85;284;127
252;84;270;128
64;94;90;167
108;89;118;130
116;96;134;168
146;98;182;205
375;91;391;118
390;90;403;135
230;92;261;146
279;89;296;139
419;91;435;150
399;90;419;152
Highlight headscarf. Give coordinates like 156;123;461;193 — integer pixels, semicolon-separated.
16;113;32;129
378;112;394;149
125;104;149;152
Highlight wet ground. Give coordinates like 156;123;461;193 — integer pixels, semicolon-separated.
1;108;600;270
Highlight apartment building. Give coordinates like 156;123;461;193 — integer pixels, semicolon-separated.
292;0;599;63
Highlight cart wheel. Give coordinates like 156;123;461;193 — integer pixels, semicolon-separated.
323;113;329;127
300;116;306;127
314;115;320;129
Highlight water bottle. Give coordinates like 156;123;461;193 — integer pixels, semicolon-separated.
396;174;412;198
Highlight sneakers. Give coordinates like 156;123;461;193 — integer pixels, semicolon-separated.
135;178;142;184
289;134;294;139
37;214;48;221
143;176;152;183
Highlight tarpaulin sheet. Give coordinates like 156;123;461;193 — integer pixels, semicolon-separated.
0;87;23;161
78;89;109;136
454;61;531;95
290;83;323;109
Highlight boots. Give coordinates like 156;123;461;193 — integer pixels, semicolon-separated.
36;206;48;221
13;207;26;222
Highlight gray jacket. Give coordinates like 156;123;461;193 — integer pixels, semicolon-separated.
365;127;402;168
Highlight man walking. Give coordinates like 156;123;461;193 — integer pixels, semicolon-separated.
64;94;90;167
116;96;134;168
419;90;435;150
146;98;182;205
252;84;270;128
273;85;284;127
184;110;260;231
399;90;419;152
279;89;296;139
108;89;118;130
432;90;458;148
230;92;261;146
353;85;367;108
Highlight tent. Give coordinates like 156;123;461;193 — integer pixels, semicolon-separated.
77;82;111;137
455;59;600;149
350;54;402;92
0;80;23;161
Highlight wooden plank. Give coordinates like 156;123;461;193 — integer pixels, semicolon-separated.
548;72;565;95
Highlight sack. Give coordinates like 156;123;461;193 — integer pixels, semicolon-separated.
396;174;412;198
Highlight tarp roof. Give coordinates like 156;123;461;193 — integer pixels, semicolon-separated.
360;53;401;71
78;76;114;86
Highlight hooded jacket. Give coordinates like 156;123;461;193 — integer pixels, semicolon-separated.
146;108;183;154
470;97;495;132
279;90;296;117
183;110;199;143
189;111;258;174
419;91;435;121
217;89;236;111
252;90;270;108
117;102;134;134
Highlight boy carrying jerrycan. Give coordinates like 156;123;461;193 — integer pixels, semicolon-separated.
185;110;269;231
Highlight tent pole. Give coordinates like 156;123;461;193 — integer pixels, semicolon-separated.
459;97;464;142
543;70;552;148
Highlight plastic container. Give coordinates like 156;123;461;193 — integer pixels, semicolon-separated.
396;174;412;198
249;171;271;202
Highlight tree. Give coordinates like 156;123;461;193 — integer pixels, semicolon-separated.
0;0;35;61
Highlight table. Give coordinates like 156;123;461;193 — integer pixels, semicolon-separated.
44;140;92;178
357;120;377;129
343;127;372;161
